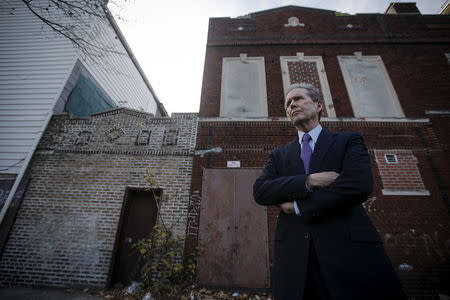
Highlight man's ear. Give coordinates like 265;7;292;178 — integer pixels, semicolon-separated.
317;101;324;121
285;101;290;118
317;101;324;113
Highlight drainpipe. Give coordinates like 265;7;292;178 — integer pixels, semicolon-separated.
0;111;53;225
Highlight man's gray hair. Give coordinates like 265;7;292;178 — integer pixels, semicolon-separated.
285;83;321;103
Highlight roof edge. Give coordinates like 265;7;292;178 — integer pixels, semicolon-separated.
247;5;337;17
103;6;168;117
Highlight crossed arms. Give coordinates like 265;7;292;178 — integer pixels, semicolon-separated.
253;133;373;223
278;172;340;214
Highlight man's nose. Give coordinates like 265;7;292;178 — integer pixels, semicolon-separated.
290;100;299;108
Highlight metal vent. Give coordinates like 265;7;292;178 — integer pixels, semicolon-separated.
384;154;398;164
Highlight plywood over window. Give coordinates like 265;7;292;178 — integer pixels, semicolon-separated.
338;55;405;118
220;56;268;117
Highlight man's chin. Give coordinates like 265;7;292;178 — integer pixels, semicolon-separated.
292;117;306;126
291;117;319;130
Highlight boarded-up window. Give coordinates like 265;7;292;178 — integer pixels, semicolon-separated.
220;56;268;117
280;55;335;117
338;55;404;118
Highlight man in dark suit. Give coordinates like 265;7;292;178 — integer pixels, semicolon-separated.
253;83;406;300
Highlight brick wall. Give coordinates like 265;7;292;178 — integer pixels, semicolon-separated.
199;44;450;119
190;5;450;297
374;149;429;194
200;7;450;119
0;109;198;288
186;119;450;296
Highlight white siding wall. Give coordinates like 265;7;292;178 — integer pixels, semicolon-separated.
0;1;78;174
79;17;158;113
0;0;159;174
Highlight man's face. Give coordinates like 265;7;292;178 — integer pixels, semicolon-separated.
285;88;322;126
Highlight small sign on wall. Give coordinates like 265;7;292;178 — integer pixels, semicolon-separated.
227;161;241;168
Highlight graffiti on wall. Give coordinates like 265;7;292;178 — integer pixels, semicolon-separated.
362;196;377;212
186;190;201;238
362;196;450;264
383;229;450;263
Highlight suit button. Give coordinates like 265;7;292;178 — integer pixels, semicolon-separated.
304;233;309;239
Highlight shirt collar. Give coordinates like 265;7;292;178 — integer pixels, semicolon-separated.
298;124;322;145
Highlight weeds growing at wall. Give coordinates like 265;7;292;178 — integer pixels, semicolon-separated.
133;225;203;299
132;167;203;299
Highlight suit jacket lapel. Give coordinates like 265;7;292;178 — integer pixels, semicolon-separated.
286;138;305;174
310;128;336;173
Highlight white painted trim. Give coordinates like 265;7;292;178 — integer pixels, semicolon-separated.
198;117;430;123
337;55;405;118
326;117;429;122
373;148;424;153
384;153;398;164
200;117;289;122
425;110;450;115
382;189;430;196
220;56;268;117
280;56;336;118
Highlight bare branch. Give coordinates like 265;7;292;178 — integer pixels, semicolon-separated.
19;0;127;64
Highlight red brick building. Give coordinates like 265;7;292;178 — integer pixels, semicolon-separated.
186;3;450;297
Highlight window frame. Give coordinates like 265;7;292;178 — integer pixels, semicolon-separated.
220;56;268;118
280;55;336;118
338;55;405;118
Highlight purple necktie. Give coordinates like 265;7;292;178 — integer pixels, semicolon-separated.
301;133;312;174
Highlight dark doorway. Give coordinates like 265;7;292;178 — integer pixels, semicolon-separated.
110;188;159;286
197;169;270;288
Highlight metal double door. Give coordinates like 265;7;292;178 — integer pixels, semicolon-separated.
197;168;269;288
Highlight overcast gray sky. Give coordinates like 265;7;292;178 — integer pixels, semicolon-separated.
110;0;445;114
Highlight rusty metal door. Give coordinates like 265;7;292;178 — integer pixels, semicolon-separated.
111;189;158;286
197;169;269;288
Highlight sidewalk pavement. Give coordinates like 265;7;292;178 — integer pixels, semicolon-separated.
0;287;104;300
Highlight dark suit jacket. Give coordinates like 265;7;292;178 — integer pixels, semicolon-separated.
254;128;406;300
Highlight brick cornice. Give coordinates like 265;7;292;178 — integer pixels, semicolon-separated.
207;35;450;47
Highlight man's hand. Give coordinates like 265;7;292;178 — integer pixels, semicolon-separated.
307;171;340;189
279;202;295;214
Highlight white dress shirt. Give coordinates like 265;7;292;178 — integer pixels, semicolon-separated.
293;124;322;215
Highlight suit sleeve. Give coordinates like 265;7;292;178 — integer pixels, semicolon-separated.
297;133;373;223
253;150;311;206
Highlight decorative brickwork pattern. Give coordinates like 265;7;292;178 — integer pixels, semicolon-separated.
287;61;320;88
0;109;198;288
287;61;328;117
